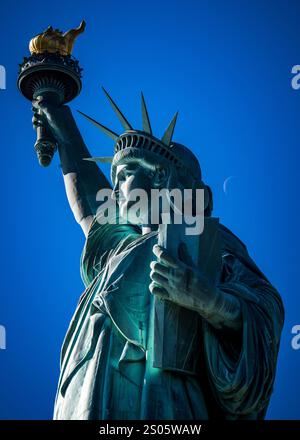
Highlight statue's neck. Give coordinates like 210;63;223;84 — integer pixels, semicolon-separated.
142;224;159;235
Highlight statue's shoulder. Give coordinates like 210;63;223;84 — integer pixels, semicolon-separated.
217;221;269;282
218;222;248;255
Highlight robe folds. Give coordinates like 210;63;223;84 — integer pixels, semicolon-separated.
53;215;284;420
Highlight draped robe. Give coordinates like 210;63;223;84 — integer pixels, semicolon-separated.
53;215;284;420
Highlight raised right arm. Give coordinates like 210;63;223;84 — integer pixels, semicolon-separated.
32;97;111;237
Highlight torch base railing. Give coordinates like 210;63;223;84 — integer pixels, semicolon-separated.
17;52;82;167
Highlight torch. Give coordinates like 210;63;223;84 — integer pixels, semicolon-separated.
17;21;85;167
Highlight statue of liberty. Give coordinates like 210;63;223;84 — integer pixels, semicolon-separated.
32;85;284;420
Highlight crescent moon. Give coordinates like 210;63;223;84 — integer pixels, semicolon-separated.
223;176;236;195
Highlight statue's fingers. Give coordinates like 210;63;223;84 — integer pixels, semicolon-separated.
150;260;184;285
149;283;169;299
170;266;185;284
150;271;169;289
32;98;44;111
32;97;52;116
32;113;45;126
152;244;179;269
150;260;170;277
31;99;38;110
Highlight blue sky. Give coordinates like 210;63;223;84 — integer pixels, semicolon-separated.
0;0;299;419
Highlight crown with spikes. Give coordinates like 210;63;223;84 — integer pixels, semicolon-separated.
78;87;201;184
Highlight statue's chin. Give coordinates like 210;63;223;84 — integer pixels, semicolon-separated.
119;203;148;225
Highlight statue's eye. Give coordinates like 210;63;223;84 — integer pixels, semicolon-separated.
124;169;136;177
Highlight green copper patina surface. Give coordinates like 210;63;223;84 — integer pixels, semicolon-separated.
31;89;284;420
53;212;283;419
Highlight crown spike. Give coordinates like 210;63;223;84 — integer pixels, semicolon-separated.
77;110;119;141
102;87;133;131
161;112;178;147
83;156;113;163
141;92;152;135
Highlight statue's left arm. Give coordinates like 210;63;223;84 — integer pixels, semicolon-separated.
150;243;242;331
150;242;284;418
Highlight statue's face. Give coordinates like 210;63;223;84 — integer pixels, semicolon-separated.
113;162;153;224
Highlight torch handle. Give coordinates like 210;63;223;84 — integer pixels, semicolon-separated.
34;114;57;167
33;91;62;167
